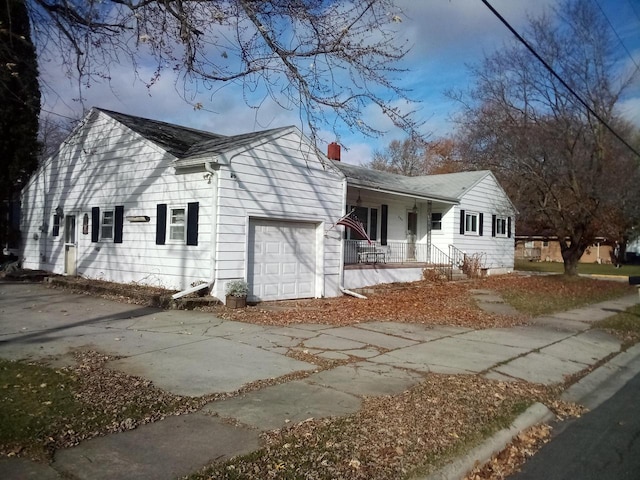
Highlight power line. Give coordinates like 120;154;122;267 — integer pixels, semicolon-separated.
39;107;79;122
481;0;640;159
592;0;640;73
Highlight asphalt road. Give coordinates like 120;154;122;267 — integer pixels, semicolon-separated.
509;371;640;480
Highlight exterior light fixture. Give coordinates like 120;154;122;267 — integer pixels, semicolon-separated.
412;200;418;213
356;191;362;207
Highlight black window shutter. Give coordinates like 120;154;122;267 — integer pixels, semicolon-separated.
508;217;512;238
479;213;484;236
380;204;388;246
186;202;199;246
114;206;124;243
492;214;496;237
370;208;378;241
91;207;100;242
156;204;167;245
459;210;465;235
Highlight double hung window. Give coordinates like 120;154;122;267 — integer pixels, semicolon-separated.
101;210;114;240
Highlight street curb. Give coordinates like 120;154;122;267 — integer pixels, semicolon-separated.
562;343;640;410
419;402;554;480
421;343;640;480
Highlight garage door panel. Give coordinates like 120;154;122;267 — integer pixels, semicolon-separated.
263;284;279;297
266;242;281;254
297;282;313;296
264;263;280;275
281;283;297;295
282;263;297;275
249;219;317;301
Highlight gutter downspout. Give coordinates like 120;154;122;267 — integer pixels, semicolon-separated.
205;162;219;296
172;282;209;299
171;161;219;300
338;177;367;300
340;286;367;299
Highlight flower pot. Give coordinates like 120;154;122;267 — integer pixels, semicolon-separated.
226;295;246;309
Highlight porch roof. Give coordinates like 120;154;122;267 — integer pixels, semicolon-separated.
332;161;491;204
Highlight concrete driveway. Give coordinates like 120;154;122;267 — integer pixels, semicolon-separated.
1;280;639;480
1;280;635;401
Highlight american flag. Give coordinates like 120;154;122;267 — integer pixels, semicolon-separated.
337;210;372;244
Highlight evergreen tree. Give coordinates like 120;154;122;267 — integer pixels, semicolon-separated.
0;0;40;252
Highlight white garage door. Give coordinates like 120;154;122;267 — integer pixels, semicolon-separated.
248;219;317;301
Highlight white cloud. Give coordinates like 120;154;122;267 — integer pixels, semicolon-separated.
617;96;640;127
38;0;639;157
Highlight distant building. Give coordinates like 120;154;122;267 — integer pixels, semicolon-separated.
515;236;614;264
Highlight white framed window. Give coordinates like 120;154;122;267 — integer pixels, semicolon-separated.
495;216;507;236
431;212;442;231
464;212;479;235
169;207;186;242
345;205;378;241
101;210;114;240
52;214;61;237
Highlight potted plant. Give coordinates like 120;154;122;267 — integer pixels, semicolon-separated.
225;279;249;308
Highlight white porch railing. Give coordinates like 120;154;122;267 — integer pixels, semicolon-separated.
343;240;426;264
345;240;459;265
344;240;464;280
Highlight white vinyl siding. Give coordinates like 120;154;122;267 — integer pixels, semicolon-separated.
456;174;515;271
213;130;343;301
20;110;211;290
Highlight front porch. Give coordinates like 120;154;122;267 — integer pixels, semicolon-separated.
342;240;466;290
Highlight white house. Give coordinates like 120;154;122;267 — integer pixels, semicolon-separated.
20;108;515;303
331;161;516;289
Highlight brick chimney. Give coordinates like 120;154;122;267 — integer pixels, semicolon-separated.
327;142;341;161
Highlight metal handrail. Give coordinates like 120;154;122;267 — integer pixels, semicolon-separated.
448;244;466;269
429;244;453;280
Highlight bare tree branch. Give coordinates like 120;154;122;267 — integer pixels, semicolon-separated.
452;0;640;275
26;0;423;144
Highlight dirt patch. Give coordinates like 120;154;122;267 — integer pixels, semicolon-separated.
41;273;634;330
44;275;534;329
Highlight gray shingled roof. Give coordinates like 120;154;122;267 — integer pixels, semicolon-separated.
181;126;294;161
99;108;293;161
331;161;490;203
99;108;491;203
99;108;225;157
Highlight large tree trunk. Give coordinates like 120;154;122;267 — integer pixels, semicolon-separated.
560;240;587;276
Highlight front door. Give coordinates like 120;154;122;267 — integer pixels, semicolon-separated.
64;214;77;275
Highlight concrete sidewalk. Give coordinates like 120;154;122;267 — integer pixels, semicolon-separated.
0;282;639;479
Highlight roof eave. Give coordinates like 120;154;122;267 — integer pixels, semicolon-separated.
348;180;459;205
174;155;228;170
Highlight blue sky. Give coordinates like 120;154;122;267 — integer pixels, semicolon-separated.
40;0;640;165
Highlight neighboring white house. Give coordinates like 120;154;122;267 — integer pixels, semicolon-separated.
20;108;515;303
